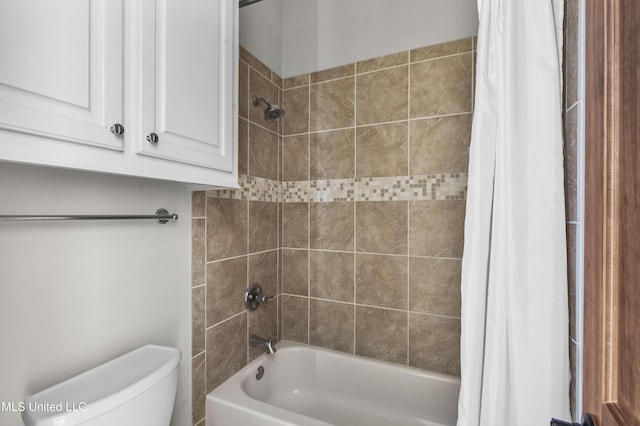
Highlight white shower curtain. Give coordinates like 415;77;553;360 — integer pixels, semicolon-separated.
456;0;571;425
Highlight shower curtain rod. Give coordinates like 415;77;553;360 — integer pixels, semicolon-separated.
239;0;264;8
0;209;178;224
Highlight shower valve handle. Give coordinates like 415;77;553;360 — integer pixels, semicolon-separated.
245;283;274;311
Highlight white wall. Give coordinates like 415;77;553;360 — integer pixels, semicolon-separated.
240;0;478;78
0;163;191;426
281;0;478;77
239;0;283;74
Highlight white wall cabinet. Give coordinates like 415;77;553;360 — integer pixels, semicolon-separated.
0;0;239;188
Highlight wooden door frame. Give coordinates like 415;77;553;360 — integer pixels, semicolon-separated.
584;0;638;424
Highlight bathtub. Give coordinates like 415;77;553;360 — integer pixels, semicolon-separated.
206;340;460;426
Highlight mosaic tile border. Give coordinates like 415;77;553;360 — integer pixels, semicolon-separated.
205;175;281;202
207;174;467;203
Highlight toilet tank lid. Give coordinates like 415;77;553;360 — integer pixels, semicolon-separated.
22;344;181;426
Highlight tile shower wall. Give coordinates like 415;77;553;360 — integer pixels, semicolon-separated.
279;38;475;373
190;47;282;426
191;40;474;424
193;22;581;425
564;0;581;419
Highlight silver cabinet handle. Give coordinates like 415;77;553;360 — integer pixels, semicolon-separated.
110;123;125;136
146;133;159;144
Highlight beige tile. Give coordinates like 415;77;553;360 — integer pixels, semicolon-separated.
356;201;408;255
250;70;280;133
356;122;408;178
409;257;461;317
248;298;278;360
281;295;308;343
410;38;473;62
278;133;283;181
570;340;577;418
248;251;278;298
284;73;309;90
310;129;355;180
282;249;308;296
565;0;579;108
248;123;278;180
410;115;472;175
283;86;309;135
357;66;408;125
192;218;205;286
206;198;247;261
206;257;247;326
356;254;407;309
192;286;205;355
567;224;577;341
239;61;249;119
357;51;408;74
248;201;278;253
271;71;283;88
310;299;354;354
277;248;283;295
206;313;247;391
192;353;205;425
410;53;472;118
409;313;460;375
277;289;282;341
192;191;205;217
409;201;465;257
310;202;354;250
282;135;309;181
310;251;354;302
310;77;355;132
564;106;578;222
240;46;271;80
238;118;249;176
356;306;407;364
282;203;309;248
311;63;355;84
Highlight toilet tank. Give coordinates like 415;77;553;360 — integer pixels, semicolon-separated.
22;345;181;426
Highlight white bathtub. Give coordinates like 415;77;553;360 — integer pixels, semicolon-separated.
206;340;460;426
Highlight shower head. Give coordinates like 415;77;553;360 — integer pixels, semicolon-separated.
252;96;285;122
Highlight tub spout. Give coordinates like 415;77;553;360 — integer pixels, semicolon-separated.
250;335;277;354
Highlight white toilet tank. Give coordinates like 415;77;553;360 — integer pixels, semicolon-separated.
22;345;181;426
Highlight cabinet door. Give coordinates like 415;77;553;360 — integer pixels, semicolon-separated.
139;0;236;172
0;0;124;151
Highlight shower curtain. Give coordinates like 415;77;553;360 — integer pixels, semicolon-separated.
456;0;570;425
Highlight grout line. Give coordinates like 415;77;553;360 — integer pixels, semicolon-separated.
280;247;462;261
242;59;278;92
247;118;280;138
282;112;473;139
204;249;278;265
566;100;580;113
202;193;208;400
406;59;412;365
307;79;311;345
279;49;474;90
353;75;358;355
205;310;247;331
409;50;474;66
278;294;462;320
245;180;250;363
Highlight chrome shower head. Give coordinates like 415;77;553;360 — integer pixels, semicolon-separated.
252;96;285;122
